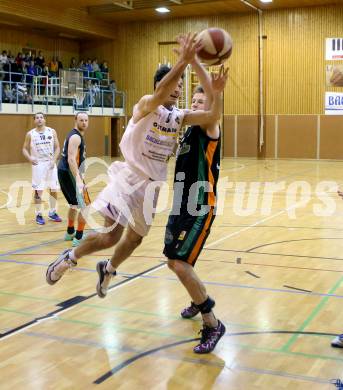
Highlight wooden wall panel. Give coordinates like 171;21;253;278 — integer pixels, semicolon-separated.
265;5;343;114
278;115;317;158
0;115;109;165
320;116;343;160
113;13;259;115
237;115;258;158
109;4;343;116
0;27;80;69
265;115;275;158
0;0;115;38
223;115;235;157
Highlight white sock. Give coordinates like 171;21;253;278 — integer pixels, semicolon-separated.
69;249;78;261
106;260;116;274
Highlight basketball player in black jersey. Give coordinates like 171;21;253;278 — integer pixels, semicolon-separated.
164;58;227;354
58;112;91;247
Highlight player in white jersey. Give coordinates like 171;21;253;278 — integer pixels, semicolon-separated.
46;34;228;300
22;112;62;225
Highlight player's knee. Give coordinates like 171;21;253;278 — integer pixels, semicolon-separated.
126;231;143;249
100;233;116;249
167;259;187;278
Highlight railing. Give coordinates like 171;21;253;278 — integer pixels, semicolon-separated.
0;70;125;115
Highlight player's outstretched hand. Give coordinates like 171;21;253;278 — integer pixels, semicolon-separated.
174;33;202;64
211;65;229;94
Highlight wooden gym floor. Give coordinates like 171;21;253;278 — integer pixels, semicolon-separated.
1;157;343;389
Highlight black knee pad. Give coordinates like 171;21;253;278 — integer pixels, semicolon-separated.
196;296;215;314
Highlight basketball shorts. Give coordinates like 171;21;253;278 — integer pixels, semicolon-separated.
92;161;161;237
32;161;59;191
163;207;216;266
58;169;91;207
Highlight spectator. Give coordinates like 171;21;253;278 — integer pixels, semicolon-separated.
15;83;31;103
27;60;37;84
100;61;109;74
86;58;93;76
15;52;23;67
69;57;77;70
35;51;45;68
49;57;59;76
56;56;63;71
109;79;117;91
92;58;100;72
2;83;14;103
7;51;15;64
0;51;8;66
41;65;51;94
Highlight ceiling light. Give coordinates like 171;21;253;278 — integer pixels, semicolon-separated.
260;0;273;3
155;7;170;13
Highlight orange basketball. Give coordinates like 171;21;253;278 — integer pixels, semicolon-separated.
196;28;233;66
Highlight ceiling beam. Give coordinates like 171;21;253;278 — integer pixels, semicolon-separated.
112;0;133;9
169;0;182;4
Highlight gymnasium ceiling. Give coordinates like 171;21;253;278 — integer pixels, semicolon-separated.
66;0;341;23
0;0;341;39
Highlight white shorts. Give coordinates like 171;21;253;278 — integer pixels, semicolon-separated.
32;161;59;191
92;161;161;237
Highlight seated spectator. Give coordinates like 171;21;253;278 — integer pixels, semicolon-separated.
92;58;100;72
0;51;8;66
109;79;117;91
2;83;14;103
7;51;15;64
100;61;109;74
15;83;32;103
15;52;23;67
69;57;77;70
93;58;103;80
86;58;93;76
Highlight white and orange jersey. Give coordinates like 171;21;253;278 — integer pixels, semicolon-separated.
119;105;184;181
29;127;55;162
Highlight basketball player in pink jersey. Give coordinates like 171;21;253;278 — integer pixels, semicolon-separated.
46;34;228;306
22;112;62;225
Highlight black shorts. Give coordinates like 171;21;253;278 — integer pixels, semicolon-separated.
58;169;91;207
163;207;216;266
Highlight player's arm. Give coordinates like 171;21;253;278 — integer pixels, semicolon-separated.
67;134;83;188
52;129;60;165
191;56;213;109
133;33;201;123
183;66;228;134
22;132;37;165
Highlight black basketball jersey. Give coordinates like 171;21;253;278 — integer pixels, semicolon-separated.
174;125;221;210
58;129;86;172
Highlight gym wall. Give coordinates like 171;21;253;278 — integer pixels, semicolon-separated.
0;115;110;165
105;4;343;159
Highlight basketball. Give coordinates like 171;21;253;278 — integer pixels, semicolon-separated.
196;27;233;65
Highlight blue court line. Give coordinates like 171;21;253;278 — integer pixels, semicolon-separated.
2;255;343;301
0;237;64;257
0;258;134;278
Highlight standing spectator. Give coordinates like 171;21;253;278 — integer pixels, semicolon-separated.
16;52;23;67
26;61;36;85
49;57;59;76
56;57;63;71
35;51;45;68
